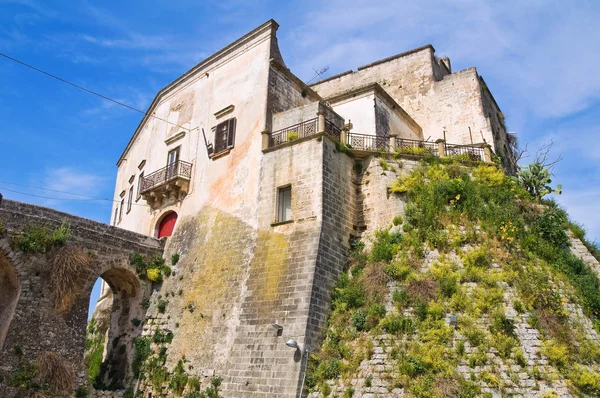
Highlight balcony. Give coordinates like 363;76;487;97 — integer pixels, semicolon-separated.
140;160;192;208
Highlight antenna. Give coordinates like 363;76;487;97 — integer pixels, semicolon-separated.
306;66;330;84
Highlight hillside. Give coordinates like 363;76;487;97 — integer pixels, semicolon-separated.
305;159;600;397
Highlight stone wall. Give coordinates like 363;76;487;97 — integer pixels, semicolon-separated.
0;199;163;395
310;45;511;156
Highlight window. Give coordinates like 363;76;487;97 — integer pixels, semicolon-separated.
212;118;236;154
166;147;180;180
137;171;144;200
119;199;124;223
277;186;292;223
167;147;180;165
127;187;134;213
113;206;119;225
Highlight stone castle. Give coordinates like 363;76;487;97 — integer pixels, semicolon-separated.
1;19;520;397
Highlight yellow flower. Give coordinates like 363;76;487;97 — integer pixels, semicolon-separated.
146;268;161;282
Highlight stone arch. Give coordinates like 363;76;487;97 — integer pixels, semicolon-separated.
0;246;20;351
86;265;145;390
154;210;178;238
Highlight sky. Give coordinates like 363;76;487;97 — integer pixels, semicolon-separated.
1;1;599;313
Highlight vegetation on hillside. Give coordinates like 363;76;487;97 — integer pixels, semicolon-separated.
307;160;600;397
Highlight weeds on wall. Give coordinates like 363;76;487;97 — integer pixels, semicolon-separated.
306;161;600;396
12;219;71;254
9;351;75;396
132;330;223;397
131;253;172;282
50;245;93;312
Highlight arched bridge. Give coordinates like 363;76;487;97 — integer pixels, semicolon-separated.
0;199;164;396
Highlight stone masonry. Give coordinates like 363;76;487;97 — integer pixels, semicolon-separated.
0;199;164;396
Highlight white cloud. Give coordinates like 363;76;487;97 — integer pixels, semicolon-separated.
286;0;600;120
42;167;107;198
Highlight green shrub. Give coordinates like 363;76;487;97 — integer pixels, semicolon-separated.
168;359;189;395
533;208;569;247
540;340;569;367
351;309;367;331
133;337;151;377
392;215;403;226
13;220;71;253
490;311;516;337
75;386;89;398
369;229;402;262
380;314;413;334
463;246;492;268
570;366;600;395
332;274;365;310
157;298;169;313
287;131;300;141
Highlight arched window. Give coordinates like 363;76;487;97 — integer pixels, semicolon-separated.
157;211;178;238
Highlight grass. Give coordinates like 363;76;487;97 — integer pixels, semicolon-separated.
49;245;92;312
35;351;75;394
12;220;71;254
306;160;600;397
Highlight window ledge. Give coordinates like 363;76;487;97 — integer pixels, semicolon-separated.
209;148;232;160
126;208;132;215
271;219;293;227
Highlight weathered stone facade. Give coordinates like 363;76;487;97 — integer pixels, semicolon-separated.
1;18;524;398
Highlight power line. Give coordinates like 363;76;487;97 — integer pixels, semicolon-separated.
0;186;150;207
0;52;190;132
0;180;110;199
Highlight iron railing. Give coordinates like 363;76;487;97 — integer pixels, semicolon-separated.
324;119;341;141
269;118;317;147
347;132;391;152
445;144;485;162
140;160;192;194
395;138;439;157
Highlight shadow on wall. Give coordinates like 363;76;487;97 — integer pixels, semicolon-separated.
0;250;20;351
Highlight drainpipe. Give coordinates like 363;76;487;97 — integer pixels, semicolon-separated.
298;348;310;398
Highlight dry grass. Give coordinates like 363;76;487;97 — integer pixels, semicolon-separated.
49;245;92;312
35;351;74;394
435;376;460;397
406;279;439;302
24;391;47;398
537;309;571;342
361;262;390;302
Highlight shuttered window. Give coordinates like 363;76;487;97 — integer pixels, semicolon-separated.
212;118;236;154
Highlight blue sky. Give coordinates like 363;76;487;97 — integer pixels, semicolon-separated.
1;1;599;312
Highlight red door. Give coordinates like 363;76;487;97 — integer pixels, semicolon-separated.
158;212;177;238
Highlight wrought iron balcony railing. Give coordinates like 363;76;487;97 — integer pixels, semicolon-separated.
140;160;192;194
395;137;439;157
444;143;485;162
269;118;317;147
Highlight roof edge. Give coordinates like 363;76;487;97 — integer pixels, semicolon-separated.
117;19;280;167
357;44;434;71
270;60;322;102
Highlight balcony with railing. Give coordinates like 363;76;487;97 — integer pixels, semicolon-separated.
140;160;192;208
264;120;492;163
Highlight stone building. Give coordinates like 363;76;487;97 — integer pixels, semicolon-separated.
99;19;514;397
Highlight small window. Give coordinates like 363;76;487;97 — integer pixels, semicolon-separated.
119;199;124;223
113;205;119;225
127;187;134;213
277;186;292;223
167;147;180;165
137;171;144;200
212;118;236;154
